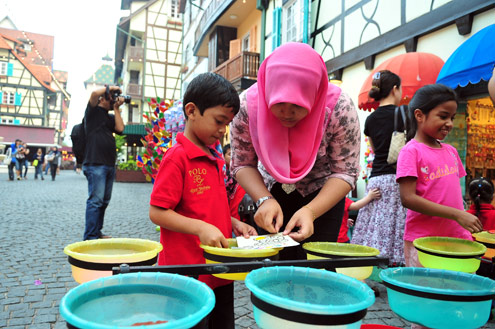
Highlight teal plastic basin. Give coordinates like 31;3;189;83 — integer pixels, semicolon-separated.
380;267;495;329
245;266;375;329
60;272;215;329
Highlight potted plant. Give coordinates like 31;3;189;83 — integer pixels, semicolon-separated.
115;156;147;183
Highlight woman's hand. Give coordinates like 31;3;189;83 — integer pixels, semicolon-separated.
455;211;483;234
197;223;229;248
283;207;315;242
254;198;283;233
232;218;258;238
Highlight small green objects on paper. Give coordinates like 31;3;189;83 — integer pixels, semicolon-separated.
236;233;299;249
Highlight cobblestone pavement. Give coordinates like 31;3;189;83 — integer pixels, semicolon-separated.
1;169;495;328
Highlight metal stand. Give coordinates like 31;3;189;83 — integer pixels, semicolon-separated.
112;256;389;277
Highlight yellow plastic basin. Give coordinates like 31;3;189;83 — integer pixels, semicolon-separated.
302;242;380;280
200;239;282;280
413;237;486;273
472;231;495;258
64;238;163;284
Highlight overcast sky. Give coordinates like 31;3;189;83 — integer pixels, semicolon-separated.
2;0;128;143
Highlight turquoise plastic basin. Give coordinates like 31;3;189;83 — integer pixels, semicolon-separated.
380;267;495;329
60;272;215;329
245;266;375;329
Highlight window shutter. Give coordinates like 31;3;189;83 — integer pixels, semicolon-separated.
15;92;22;106
0;91;3;104
7;63;13;76
229;39;241;59
249;26;257;52
272;7;282;51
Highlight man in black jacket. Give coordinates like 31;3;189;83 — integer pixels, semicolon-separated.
82;85;125;240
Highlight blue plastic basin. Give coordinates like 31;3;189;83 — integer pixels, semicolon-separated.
60;272;215;329
380;267;495;329
245;266;375;329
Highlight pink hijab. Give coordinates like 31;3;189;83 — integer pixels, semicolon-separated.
246;42;341;183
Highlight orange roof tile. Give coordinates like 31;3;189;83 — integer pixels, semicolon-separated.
0;27;54;67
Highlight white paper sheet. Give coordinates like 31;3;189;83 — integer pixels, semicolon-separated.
236;233;300;250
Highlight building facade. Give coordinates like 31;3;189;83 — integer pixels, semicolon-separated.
0;25;70;148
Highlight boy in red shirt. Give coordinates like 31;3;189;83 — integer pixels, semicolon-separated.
149;73;257;329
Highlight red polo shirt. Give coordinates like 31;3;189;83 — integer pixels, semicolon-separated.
150;133;232;289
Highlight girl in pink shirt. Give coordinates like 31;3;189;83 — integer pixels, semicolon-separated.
396;84;483;269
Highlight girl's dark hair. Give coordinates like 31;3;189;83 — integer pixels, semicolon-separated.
223;143;231;156
468;177;495;218
183;72;240;116
405;84;458;141
368;70;401;101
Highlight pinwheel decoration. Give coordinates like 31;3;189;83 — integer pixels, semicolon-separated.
137;97;184;183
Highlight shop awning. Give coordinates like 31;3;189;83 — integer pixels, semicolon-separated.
0;124;56;146
123;123;146;136
358;52;444;111
436;24;495;89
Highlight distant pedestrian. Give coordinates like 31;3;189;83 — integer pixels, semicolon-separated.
46;146;61;181
22;142;30;179
14;141;26;180
33;148;45;180
83;85;125;240
6;139;21;181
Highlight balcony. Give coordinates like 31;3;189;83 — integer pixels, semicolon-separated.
126;83;142;98
128;46;144;62
213;51;260;90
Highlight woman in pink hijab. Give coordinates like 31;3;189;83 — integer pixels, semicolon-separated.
230;43;361;260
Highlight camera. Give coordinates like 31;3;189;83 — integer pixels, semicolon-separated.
111;90;132;104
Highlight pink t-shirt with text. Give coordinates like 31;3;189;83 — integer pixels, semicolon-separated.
396;139;471;242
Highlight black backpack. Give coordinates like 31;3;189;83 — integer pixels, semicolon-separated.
70;120;86;164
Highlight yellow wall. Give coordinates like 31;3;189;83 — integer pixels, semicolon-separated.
237;10;262;53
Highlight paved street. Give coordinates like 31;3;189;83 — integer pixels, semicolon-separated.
1;169;495;329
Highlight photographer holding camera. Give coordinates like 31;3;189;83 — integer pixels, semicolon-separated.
82;85;125;240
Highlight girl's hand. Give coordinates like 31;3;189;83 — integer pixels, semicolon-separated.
254;199;283;233
347;218;355;227
197;223;229;248
232;218;258;238
283;207;315;242
455;211;483;233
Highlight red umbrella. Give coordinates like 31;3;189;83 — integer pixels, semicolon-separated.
358;52;444;111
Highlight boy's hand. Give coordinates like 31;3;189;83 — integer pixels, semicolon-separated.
232;218;258;238
455;211;483;233
283;207;314;242
198;223;229;248
347;218;355;227
254;199;283;233
367;188;381;201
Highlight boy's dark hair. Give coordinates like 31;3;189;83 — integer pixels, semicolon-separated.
406;84;458;141
368;70;401;101
223;143;231;156
183;73;240;116
468;177;495;218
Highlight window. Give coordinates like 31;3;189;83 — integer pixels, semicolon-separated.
171;0;179;19
0;91;21;105
2;91;15;105
282;0;303;43
1;118;14;124
242;33;250;51
0;62;13;76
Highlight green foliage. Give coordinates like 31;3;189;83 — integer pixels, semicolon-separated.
115;134;127;157
118;155;139;171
